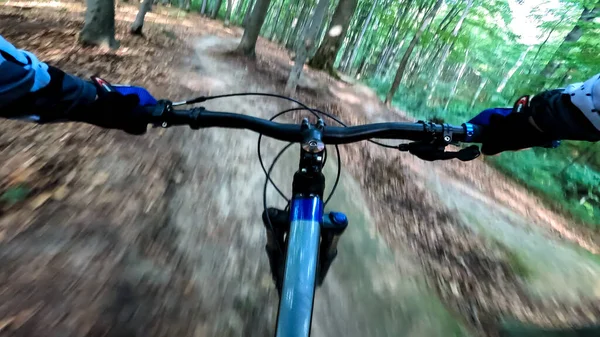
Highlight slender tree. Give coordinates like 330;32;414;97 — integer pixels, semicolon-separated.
496;46;532;93
373;4;404;75
426;0;474;101
376;0;415;77
287;1;313;50
237;0;272;56
345;0;378;73
444;51;469;112
470;77;488;109
242;0;255;26
385;0;443;105
211;0;224;18
285;0;330;93
201;0;209;14
268;1;285;40
224;0;233;25
80;0;119;49
308;0;359;73
131;0;154;35
537;2;600;87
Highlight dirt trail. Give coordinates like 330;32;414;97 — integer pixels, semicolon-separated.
161;35;469;336
180;35;600;336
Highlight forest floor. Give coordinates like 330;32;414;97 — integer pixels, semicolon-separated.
1;2;600;337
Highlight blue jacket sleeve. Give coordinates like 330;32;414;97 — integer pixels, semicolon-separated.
0;36;97;121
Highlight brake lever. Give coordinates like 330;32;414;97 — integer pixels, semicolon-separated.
398;142;481;161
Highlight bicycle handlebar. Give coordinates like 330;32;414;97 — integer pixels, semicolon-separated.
153;106;483;144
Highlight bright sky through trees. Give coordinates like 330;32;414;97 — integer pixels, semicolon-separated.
509;0;562;44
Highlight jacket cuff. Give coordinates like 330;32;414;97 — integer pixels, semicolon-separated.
59;71;97;111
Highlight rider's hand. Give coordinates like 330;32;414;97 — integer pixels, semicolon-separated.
70;78;157;135
471;89;600;155
474;102;553;156
71;92;148;135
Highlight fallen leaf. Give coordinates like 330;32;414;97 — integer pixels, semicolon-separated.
28;192;52;210
91;172;109;186
0;316;15;331
52;185;69;200
11;306;42;329
64;170;77;184
8;167;36;185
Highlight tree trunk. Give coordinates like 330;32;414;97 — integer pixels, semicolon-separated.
201;0;208;14
224;0;233;25
470;77;488;109
307;0;358;73
426;0;473;102
374;42;390;75
286;1;311;50
242;0;255;26
496;46;532;93
352;15;378;77
80;0;119;49
379;37;405;78
435;2;460;36
376;0;414;77
268;1;284;40
311;8;331;57
211;0;223;18
372;4;402;75
131;0;154;35
339;26;359;71
405;45;425;85
280;0;300;43
444;51;468;112
385;0;443;105
345;0;377;73
237;0;272;56
538;3;600;86
285;0;330;94
231;0;242;20
184;0;191;11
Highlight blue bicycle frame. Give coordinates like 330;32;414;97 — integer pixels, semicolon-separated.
260;119;348;337
275;196;323;337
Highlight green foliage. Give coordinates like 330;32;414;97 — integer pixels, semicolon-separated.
490;149;600;227
354;0;600;227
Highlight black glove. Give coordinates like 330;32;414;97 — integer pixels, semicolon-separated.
477;91;600;155
480;106;552;156
71;92;148;135
69;77;154;135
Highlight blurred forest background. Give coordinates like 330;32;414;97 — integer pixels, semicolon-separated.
33;0;600;225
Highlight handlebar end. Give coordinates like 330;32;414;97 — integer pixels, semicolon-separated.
461;123;483;143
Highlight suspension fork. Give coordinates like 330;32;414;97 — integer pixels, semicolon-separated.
261;117;349;294
261;208;348;292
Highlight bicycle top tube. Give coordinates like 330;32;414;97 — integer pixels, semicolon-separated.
151;107;483;144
